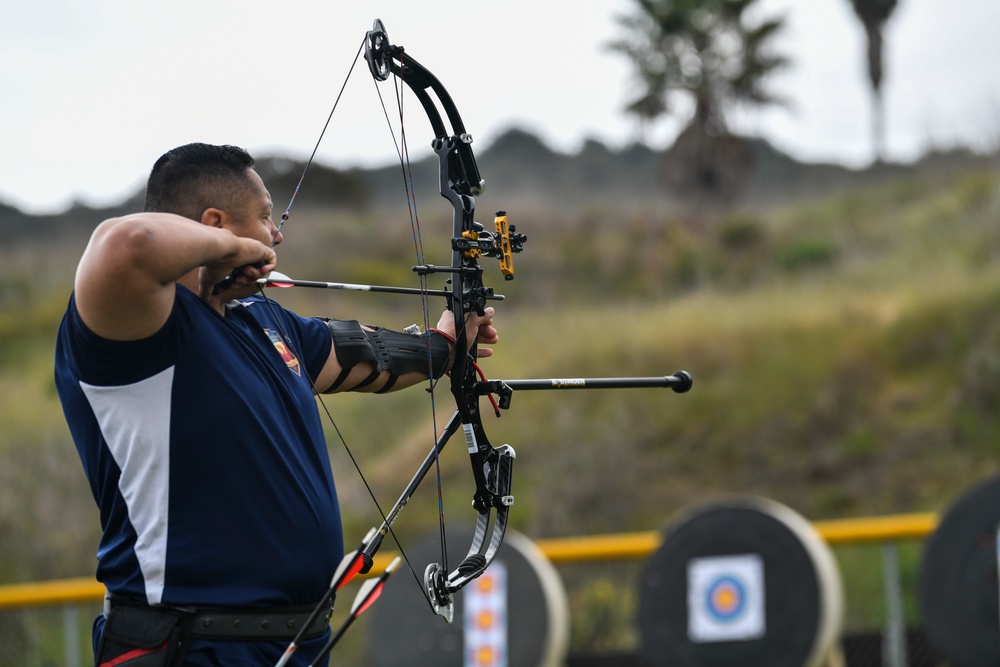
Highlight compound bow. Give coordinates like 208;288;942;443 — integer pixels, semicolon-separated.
267;18;692;665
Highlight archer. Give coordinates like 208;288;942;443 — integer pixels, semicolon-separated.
53;142;497;667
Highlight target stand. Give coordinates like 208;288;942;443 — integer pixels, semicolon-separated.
638;495;844;667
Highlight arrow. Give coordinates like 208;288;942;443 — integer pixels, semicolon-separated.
258;271;503;300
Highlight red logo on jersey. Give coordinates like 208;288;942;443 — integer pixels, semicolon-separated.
265;329;301;376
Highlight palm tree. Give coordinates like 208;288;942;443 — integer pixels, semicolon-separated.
848;0;899;163
610;0;788;208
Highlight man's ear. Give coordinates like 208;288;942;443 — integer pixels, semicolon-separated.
200;207;226;228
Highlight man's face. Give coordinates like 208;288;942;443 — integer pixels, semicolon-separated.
228;169;281;248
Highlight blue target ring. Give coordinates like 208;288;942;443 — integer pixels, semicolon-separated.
705;575;746;621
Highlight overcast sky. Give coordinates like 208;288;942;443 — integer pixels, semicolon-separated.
2;0;999;214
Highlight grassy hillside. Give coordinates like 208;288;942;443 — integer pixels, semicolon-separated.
1;156;998;601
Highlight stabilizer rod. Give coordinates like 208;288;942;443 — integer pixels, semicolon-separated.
499;371;693;393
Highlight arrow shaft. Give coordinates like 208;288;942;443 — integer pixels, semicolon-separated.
258;277;450;297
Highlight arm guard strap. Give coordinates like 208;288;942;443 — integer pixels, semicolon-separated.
325;319;452;393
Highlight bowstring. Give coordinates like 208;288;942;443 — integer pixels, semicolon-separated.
274;36;363;240
371;68;451;577
254;35;434;609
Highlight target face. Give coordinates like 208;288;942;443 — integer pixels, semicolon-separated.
688;554;765;642
706;576;745;620
464;562;508;667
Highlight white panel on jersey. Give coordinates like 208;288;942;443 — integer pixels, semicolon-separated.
82;367;174;605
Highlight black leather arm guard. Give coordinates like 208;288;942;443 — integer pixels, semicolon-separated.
324;319;452;393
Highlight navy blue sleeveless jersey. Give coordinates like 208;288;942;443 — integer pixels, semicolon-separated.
54;286;344;609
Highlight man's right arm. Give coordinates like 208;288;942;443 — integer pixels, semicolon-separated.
73;213;274;341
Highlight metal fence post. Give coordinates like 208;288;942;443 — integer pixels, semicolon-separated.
63;604;80;667
881;542;908;667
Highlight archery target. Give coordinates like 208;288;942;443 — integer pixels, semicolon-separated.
918;474;1000;667
367;525;569;667
639;495;844;667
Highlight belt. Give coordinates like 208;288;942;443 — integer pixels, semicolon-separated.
105;592;333;642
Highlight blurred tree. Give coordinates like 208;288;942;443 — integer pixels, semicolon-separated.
848;0;899;163
609;0;788;210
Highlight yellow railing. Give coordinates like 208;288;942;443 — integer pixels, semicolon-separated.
0;511;938;610
812;511;937;545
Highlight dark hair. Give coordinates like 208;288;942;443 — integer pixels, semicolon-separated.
143;143;257;220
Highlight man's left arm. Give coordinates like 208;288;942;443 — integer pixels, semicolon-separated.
314;307;497;394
